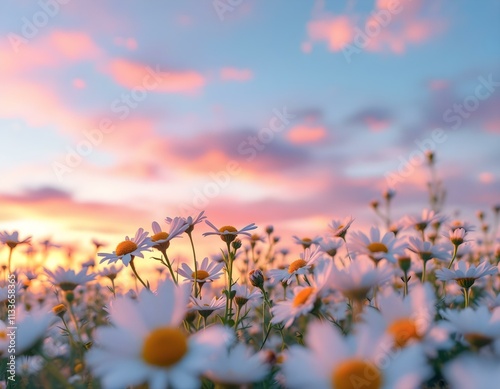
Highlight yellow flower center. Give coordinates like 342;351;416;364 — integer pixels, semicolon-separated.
52;303;67;316
218;225;238;243
151;232;169;242
367;242;388;253
332;359;382;389
0;331;6;340
293;287;315;307
387;318;421;348
288;259;307;274
115;240;138;256
142;327;188;367
191;270;210;281
464;333;493;348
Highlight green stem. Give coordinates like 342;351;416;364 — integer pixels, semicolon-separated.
421;261;427;283
160;249;177;285
130;259;149;290
448;245;458;269
187;232;199;297
463;287;470;308
7;247;13;275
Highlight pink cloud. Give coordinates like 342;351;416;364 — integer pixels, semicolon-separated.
220;67;253;82
49;30;101;61
429;79;449;91
72;78;86;89
287;125;328;144
106;59;206;94
113;37;138;51
307;15;355;51
479;172;494;184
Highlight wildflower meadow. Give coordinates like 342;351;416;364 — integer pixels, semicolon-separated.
2;151;500;389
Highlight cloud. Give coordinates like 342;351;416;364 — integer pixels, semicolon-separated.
286;125;328;144
304;0;447;54
105;59;206;94
219;67;253;82
347;107;392;132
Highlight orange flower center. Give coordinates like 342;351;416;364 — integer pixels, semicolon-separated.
115;240;138;256
387;318;421;348
151;232;169;242
219;225;238;233
218;225;238;243
142;327;188;367
191;270;210;281
293;287;315;307
288;259;307;274
332;359;382;389
367;242;388;253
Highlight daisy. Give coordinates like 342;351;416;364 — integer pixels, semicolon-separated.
329;217;355;239
362;284;451;355
203;221;257;243
443;354;500;389
281;321;430;389
190;294;226;320
85;279;233;389
350;227;406;264
231;283;262;308
16;305;56;355
98;228;153;267
16;355;44;376
267;247;323;285
406;237;450;263
328;256;393;301
404;208;440;232
98;264;123;282
446;219;476;233
0;230;31;273
44;266;96;291
150;218;189;252
270;262;332;328
435;260;498;288
205;343;271;386
292;236;322;249
319;237;344;258
445;227;471;247
440;306;500;349
166;210;207;234
177;257;224;285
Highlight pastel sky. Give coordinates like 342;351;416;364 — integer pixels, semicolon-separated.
1;0;499;269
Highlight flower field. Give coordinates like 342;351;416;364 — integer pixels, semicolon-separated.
2;154;499;389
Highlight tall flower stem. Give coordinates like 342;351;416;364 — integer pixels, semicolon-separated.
463;287;470;308
160;249;177;285
129;258;149;290
447;245;458;269
187;232;199;297
7;247;13;275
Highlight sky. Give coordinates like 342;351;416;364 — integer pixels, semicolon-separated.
0;0;499;271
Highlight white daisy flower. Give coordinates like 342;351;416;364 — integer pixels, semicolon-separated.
406;237;450;262
267;247;323;285
292;235;322;249
436;260;498;288
86;279;233;389
98;264;123;281
205;343;271;386
150;218;189;251
16;355;44;376
0;230;31;248
443;354;500;389
190;294;226;317
328;256;393;300
271;262;332;328
16;305;56;355
177;257;224;284
328;216;355;239
166;210;207;234
440;306;500;349
98;228;153;266
445;227;471;247
362;284;451;355
350;227;406;264
203;221;257;243
44;266;96;291
446;219;476;233
319;237;344;258
231;283;262;308
403;208;440;232
281;321;430;389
